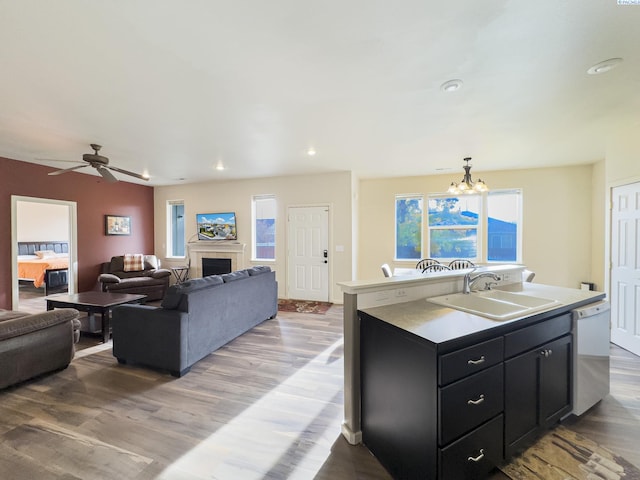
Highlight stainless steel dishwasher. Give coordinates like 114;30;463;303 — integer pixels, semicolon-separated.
572;300;611;416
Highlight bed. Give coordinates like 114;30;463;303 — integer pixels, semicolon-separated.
17;241;70;293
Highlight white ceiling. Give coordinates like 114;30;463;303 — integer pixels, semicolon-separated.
1;1;639;186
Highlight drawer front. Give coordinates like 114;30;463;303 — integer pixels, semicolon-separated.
439;414;504;480
504;312;571;358
439;336;503;385
439;364;504;445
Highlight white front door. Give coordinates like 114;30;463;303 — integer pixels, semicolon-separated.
287;206;329;302
610;182;640;355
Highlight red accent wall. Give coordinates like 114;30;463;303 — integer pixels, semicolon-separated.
0;156;154;309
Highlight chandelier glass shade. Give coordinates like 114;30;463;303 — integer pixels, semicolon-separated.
447;157;489;195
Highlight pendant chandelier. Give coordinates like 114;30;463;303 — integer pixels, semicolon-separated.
447;157;489;194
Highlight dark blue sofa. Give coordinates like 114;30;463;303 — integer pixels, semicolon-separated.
111;266;277;377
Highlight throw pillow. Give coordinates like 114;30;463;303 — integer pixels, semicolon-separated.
35;250;57;259
221;270;250;283
123;254;145;272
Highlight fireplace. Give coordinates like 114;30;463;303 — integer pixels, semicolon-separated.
202;258;232;276
187;241;246;279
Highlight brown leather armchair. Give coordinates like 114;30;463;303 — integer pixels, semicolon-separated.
98;255;171;301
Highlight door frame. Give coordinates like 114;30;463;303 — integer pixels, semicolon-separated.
11;195;78;309
607;176;640;355
286;203;332;302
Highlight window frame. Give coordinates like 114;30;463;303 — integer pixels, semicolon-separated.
395;194;424;262
486;189;523;263
427;194;481;263
252;194;277;262
166;200;185;259
425;189;522;264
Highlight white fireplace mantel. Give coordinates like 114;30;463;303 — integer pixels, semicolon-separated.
187;241;246;278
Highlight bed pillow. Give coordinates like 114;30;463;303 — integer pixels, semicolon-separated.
35;250;57;259
123;254;145;272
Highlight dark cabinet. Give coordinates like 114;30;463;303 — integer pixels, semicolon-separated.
360;308;573;479
504;332;572;457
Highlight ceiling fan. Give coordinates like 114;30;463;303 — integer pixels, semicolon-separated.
47;144;149;182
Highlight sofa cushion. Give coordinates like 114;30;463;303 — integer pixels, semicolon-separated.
161;275;224;309
0;310;31;322
221;270;250;283
106;276;167;291
124;254;145;272
0;308;79;341
150;269;171;279
144;255;159;270
110;256;125;272
247;266;271;276
98;273;121;284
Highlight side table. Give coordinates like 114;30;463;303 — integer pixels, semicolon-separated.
171;266;190;284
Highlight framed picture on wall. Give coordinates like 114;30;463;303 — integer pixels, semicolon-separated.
105;215;131;236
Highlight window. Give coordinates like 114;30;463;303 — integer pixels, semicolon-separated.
487;190;521;262
428;196;480;261
167;200;185;258
252;195;276;261
426;189;522;263
395;195;423;260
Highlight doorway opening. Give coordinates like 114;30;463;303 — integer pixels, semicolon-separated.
11;196;78;313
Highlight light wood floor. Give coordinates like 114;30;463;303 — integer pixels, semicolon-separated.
2;300;639;479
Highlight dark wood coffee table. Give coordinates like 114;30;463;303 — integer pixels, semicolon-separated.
45;292;146;343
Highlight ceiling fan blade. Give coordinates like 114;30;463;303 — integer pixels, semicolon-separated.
107;165;149;181
37;158;85;164
48;164;87;176
96;166;118;183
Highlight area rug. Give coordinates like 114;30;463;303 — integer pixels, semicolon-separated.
501;425;640;480
277;299;332;314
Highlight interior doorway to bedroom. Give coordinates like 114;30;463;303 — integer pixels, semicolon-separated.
11;196;78;313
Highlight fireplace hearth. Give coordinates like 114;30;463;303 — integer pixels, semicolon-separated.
186;241;246;278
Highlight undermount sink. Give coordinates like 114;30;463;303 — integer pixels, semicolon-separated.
427;290;561;321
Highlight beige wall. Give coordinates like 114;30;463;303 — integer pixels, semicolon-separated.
358;164;597;289
153;171;354;303
154;163;606;301
603;121;640;295
16;200;69;241
605;121;640;185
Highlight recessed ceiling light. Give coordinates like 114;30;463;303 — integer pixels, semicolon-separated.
441;79;463;92
215;162;225;171
587;58;623;75
307;148;316;156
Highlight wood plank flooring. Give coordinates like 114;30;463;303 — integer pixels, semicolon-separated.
2;300;639;479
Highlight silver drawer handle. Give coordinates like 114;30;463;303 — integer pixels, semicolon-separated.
467;394;485;405
467;356;485;365
468;449;485;462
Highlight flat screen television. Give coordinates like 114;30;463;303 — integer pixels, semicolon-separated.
196;212;237;240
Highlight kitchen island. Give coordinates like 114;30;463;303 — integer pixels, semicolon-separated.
339;270;605;480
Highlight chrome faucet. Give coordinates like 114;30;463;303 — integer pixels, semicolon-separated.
463;271;502;294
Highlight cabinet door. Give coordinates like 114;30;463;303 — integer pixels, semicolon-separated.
504;334;572;458
539;334;572;427
504;347;539;457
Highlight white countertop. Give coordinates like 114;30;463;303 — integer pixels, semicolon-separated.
359;283;606;346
